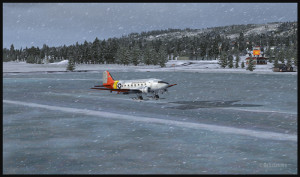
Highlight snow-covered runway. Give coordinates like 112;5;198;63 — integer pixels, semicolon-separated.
3;71;297;174
4;100;296;142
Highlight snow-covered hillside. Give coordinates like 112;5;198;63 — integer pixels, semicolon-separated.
244;23;279;36
141;22;297;41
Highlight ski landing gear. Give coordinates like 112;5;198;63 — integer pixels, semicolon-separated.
138;95;143;100
133;93;143;100
148;92;159;100
133;93;160;101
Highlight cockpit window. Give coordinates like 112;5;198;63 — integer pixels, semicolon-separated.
158;81;169;84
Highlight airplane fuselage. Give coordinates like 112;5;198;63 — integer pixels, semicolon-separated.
109;79;169;94
91;71;176;100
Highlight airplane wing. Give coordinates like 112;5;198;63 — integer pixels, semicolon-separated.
90;87;142;93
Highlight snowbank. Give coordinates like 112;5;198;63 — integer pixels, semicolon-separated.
49;60;68;65
2;57;297;75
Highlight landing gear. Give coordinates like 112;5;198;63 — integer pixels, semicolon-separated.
138;95;143;100
154;94;159;100
134;94;143;100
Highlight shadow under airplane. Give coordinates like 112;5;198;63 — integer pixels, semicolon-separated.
168;100;262;110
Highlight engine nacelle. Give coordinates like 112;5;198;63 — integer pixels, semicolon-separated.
140;86;150;93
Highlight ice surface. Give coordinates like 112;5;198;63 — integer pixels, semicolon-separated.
3;71;297;174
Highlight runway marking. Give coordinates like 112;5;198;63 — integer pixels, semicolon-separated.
218;107;297;115
4;100;297;142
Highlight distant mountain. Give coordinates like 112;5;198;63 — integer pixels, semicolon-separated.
3;21;297;65
127;21;297;42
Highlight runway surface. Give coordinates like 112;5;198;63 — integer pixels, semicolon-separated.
3;71;297;174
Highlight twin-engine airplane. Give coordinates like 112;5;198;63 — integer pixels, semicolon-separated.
91;71;177;100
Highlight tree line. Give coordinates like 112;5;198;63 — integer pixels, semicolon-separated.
3;37;168;67
3;22;297;68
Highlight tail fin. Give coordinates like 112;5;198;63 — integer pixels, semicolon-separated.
103;70;115;85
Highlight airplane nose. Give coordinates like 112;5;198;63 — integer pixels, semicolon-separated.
157;81;169;88
158;81;169;85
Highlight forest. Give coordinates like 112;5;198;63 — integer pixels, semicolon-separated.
2;21;297;68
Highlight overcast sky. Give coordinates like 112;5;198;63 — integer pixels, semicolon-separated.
3;3;297;49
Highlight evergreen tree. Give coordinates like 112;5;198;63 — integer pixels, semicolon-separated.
265;47;271;58
246;56;255;71
40;45;46;63
117;46;131;65
115;47;122;65
131;45;141;66
151;49;159;65
87;45;93;64
37;58;42;64
228;55;234;68
66;58;76;71
116;46;129;65
238;32;245;51
199;42;207;60
73;42;80;64
241;61;245;68
268;49;274;63
173;50;178;60
26;55;35;63
286;57;292;68
273;57;279;68
123;47;131;65
83;40;90;64
9;44;17;61
92;38;101;64
235;54;240;68
158;45;168;67
291;47;297;66
109;39;119;64
49;55;55;63
285;48;292;67
143;45;152;65
277;49;285;64
3;48;9;62
218;51;227;68
10;44;14;53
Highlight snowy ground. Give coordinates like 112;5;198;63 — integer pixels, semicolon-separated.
3;69;297;174
3;56;297;74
